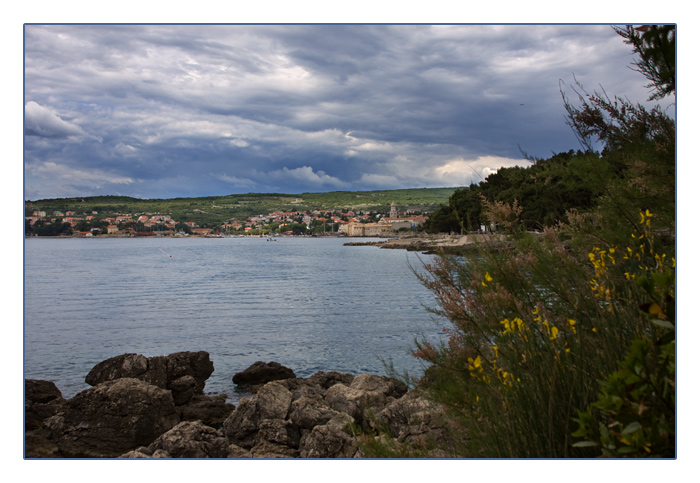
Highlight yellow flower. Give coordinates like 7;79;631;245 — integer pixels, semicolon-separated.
468;355;483;373
567;319;577;334
482;272;493;287
549;326;559;340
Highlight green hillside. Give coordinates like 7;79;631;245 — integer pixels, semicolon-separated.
24;187;458;227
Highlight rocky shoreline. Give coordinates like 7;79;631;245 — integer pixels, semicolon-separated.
344;233;508;255
25;351;463;458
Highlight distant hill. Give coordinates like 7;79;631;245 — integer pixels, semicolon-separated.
24;187;459;227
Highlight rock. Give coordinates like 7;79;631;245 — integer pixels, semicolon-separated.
232;361;296;387
121;447;171;458
222;397;260;448
325;378;391;428
222;381;292;448
165;351;214;395
250;440;300;458
27;356;459;459
143;355;169;388
350;373;408;399
256;381;293;420
120;448;172;459
324;384;369;422
52;378;180;457
85;353;149;387
24;429;61;458
298;414;358;458
25;379;67;458
227;443;252;458
376;390;464;456
176;394;235;429
288;394;340;430
255;418;301;448
146;420;230;458
169;375;196;406
25;379;66;431
84;351;214;398
306;371;355;389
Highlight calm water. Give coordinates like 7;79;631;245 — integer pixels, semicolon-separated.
24;237;442;403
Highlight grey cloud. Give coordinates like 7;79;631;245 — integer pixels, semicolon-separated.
23;24;674;200
24;101;88;138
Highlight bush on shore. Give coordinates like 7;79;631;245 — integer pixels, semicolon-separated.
402;25;675;458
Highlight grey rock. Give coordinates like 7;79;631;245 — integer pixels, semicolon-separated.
176;394;235;429
169;375;196;406
147;420;229;458
84;353;149;386
232;361;296;387
223;381;293;448
288;394;339;430
298;414;358;458
25;379;66;431
227;443;253;458
84;351;214;397
53;378;180;458
256;418;301;448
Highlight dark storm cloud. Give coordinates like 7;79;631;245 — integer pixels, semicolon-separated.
23;24;673;200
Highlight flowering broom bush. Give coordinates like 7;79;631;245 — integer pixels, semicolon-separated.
411;205;674;458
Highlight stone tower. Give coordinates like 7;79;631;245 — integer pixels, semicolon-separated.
390;202;398;219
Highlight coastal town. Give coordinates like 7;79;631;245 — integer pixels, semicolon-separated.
25;201;430;238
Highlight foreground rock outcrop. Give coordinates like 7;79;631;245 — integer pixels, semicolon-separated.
26;353;462;458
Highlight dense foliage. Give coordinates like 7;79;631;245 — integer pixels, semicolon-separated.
423;149;606;233
402;25;675;458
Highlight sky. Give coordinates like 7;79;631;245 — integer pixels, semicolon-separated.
23;23;676;200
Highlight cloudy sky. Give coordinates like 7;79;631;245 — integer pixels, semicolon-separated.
23;23;675;200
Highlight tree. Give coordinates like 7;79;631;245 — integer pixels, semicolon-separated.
613;25;675;101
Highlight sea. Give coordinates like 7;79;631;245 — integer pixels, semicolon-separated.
23;236;444;404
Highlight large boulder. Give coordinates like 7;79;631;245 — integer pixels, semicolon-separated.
48;378;180;457
84;351;215;404
232;361;296;388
